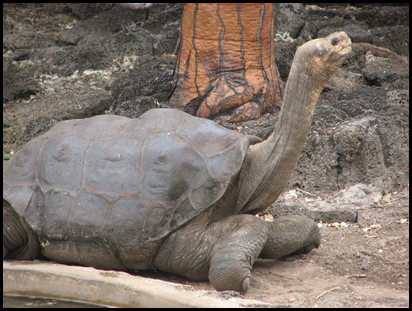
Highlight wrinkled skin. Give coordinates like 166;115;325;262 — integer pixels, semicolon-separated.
3;32;351;293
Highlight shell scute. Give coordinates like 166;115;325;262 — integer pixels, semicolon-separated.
38;134;90;195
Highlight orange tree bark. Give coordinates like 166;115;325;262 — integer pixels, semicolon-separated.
169;3;283;122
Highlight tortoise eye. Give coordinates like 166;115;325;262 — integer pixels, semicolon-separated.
331;38;340;46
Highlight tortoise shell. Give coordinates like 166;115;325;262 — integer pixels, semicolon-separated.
3;108;259;268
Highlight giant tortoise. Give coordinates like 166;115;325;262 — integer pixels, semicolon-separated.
3;32;352;293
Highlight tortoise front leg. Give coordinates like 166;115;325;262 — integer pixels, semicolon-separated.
259;215;321;259
209;215;320;293
207;214;268;293
154;213;269;293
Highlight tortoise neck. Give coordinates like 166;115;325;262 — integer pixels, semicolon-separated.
266;59;321;156
236;58;321;213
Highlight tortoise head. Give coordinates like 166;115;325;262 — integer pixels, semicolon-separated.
293;32;352;93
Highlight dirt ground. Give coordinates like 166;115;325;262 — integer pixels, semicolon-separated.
3;3;409;308
137;186;409;307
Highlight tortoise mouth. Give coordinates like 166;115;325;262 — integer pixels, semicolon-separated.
335;31;352;56
339;42;352;56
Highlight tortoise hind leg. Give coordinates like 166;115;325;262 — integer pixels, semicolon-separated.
3;199;40;260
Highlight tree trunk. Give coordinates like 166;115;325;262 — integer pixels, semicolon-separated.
169;3;283;123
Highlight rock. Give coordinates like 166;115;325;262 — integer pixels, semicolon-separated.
326;183;381;206
362;53;409;87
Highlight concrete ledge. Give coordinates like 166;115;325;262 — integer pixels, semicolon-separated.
3;260;271;308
